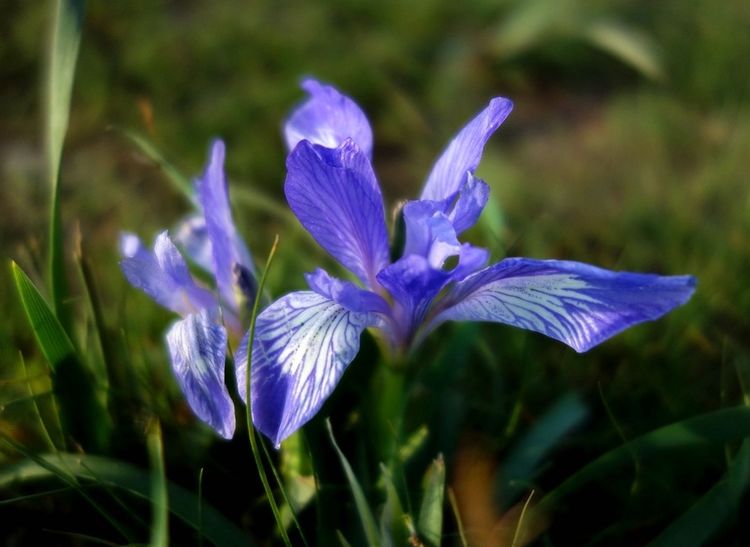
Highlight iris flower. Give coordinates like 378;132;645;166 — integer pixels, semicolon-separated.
120;140;255;439
238;79;696;448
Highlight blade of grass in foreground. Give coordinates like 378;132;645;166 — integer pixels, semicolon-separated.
539;405;750;510
417;455;445;547
0;452;252;547
19;351;62;451
76;247;139;434
1;438;135;542
378;464;408;546
243;235;293;547
114;126;298;225
11;261;109;450
46;0;85;331
112;126;195;204
326;420;381;547
648;439;750;547
147;421;168;547
499;393;588;508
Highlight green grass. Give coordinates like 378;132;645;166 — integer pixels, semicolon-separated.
2;0;749;544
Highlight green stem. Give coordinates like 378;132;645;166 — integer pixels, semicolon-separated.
370;361;410;470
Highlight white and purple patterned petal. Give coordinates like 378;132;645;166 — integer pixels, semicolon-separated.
431;258;697;353
284;78;374;158
241;291;379;447
421;97;513;201
402;201;461;269
285;139;390;287
196;139;256;312
119;231;216;316
376;255;451;344
233;329;250;395
305;268;390;315
166;311;235;439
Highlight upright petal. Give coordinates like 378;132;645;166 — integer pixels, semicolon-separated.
447;174;490;234
173;214;214;273
421;97;513;201
120;231;216;316
431;258;697;353
285;139;390;287
241;291;379;447
166;311;235;439
196;139;256;312
284;78;374;158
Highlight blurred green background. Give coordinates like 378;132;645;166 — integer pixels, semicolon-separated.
2;0;750;545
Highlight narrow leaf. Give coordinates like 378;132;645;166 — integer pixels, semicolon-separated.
499;393;588;507
0;452;252;547
418;455;445;547
11;261;109;450
113;126;195;204
326;420;381;547
378;464;408;547
147;421;169;547
114;126;298;225
649;440;750;546
540;405;750;509
76;249;139;434
46;0;85;330
585;20;664;82
1;438;134;541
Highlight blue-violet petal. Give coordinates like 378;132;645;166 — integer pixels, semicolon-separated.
119;231;216;316
285;78;374;158
421;97;513;201
196;139;256;312
432;257;697;352
166;310;235;439
247;291;379;447
285;139;390;287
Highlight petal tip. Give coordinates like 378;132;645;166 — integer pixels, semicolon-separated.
209;138;226;164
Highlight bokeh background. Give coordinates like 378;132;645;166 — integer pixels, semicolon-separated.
2;0;750;545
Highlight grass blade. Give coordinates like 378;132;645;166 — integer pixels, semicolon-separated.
46;0;85;331
112;126;196;204
447;487;467;547
259;434;310;546
379;464;408;546
243;235;292;547
18;351;62;451
76;247;139;434
1;438;134;542
539;405;750;510
114;126;298;225
11;261;109;450
147;421;169;547
326;420;381;547
0;452;252;547
648;441;750;546
585;20;664;82
499;393;588;507
417;455;445;547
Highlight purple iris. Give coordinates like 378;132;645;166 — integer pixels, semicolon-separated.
120;140;255;439
238;79;696;448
